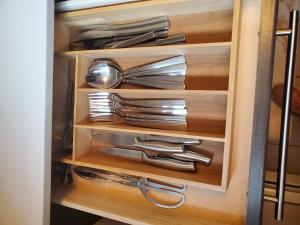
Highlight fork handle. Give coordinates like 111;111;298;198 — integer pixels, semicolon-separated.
142;152;196;172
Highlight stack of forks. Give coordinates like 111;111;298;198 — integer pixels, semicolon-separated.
88;92;187;130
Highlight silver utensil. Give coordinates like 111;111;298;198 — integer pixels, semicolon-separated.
103;32;185;49
93;132;185;153
73;21;169;42
90;110;186;122
124;63;187;78
89;92;187;116
73;166;187;208
165;151;211;165
89;100;187;115
103;31;158;49
93;131;201;144
125;55;185;75
81;16;169;32
124;78;185;90
139;134;200;145
92;132;211;165
73;30;168;50
135;34;186;47
89;99;187;124
128;74;186;82
88;92;186;109
88;92;187;130
86;56;186;89
97;147;196;172
90;113;187;130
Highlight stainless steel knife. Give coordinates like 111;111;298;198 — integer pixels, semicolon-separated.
73;21;169;42
93;132;185;153
92;132;211;165
94;131;200;145
97;147;196;172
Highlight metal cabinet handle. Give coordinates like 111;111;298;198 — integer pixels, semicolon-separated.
264;10;299;221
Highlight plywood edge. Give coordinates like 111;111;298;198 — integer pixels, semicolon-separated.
221;0;241;188
57;42;232;57
74;123;226;142
52;183;229;225
77;88;229;95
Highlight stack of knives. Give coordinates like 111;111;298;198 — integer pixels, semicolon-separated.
94;131;212;172
71;16;185;50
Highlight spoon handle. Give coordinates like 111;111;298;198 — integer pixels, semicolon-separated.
124;63;187;78
129;75;185;83
124;79;185;90
124;56;186;75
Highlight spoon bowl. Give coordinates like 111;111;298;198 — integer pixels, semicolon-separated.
86;59;122;88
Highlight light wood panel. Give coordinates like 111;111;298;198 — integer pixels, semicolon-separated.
52;183;230;225
54;21;70;52
77;88;228;95
75;123;225;141
60;42;231;57
221;0;241;189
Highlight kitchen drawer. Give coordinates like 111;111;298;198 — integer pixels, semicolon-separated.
50;0;258;224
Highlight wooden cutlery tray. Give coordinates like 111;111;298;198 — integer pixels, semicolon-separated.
52;0;240;224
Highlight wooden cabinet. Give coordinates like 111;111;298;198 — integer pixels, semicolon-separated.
51;1;261;224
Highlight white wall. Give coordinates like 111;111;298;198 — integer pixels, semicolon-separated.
0;1;53;225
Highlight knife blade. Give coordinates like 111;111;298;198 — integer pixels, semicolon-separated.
98;147;196;172
93;132;185;153
94;131;200;145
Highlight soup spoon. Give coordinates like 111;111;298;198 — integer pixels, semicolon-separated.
86;55;186;89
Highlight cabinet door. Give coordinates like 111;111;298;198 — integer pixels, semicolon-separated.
0;1;54;225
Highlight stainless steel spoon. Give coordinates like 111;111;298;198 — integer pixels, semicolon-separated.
86;56;186;89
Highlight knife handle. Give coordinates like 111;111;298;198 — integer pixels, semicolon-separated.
168;151;212;166
142;152;196;172
134;137;184;153
146;134;201;145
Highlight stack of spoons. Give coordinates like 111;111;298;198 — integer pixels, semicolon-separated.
86;55;187;89
88;92;187;130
